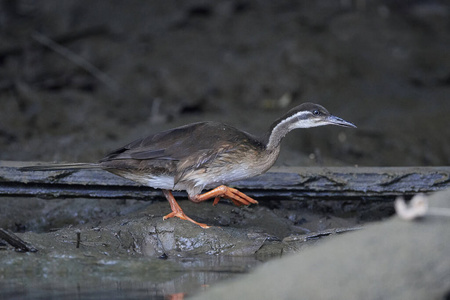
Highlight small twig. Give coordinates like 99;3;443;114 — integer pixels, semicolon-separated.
31;31;120;92
0;228;38;252
283;226;363;243
76;229;81;248
0;26;108;60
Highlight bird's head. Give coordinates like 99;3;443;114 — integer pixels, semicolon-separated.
265;102;356;150
282;102;357;130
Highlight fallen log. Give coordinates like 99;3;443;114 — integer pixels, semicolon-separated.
0;161;448;201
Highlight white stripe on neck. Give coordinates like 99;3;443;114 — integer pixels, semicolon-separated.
266;111;311;150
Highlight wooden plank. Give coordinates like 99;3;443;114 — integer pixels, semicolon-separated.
0;161;448;200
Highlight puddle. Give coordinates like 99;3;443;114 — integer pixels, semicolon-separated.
0;253;264;299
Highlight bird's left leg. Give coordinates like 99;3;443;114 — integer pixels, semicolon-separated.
162;190;210;228
190;185;258;207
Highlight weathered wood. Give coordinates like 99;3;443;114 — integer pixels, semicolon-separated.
0;161;448;200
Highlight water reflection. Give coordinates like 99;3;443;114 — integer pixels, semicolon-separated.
0;254;265;299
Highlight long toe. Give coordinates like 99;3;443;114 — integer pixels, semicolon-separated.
163;211;210;228
191;185;258;207
227;187;258;205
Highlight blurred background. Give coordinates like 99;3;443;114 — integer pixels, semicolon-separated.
0;0;449;166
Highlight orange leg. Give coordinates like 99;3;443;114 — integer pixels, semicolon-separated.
162;190;210;229
190;185;258;207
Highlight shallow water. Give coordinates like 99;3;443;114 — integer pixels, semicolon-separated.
0;252;264;300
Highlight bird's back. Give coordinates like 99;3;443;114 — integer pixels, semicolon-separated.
101;121;262;162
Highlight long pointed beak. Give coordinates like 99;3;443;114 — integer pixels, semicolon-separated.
326;115;357;128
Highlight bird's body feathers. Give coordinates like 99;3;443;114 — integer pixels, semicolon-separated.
99;121;279;197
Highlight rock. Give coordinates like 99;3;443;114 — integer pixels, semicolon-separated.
190;188;450;300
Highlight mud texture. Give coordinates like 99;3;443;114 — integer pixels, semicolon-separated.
0;1;448;167
0;1;449;299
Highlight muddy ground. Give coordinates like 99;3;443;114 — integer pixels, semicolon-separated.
0;1;449;299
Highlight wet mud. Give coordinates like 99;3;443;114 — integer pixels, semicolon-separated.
0;1;449;299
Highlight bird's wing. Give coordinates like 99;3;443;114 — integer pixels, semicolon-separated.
100;122;244;163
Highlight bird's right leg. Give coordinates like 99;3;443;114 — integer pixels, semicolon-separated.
190;185;258;206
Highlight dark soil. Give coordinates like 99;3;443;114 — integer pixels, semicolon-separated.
0;1;448;167
0;1;449;299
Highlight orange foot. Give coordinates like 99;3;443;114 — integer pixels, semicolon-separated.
162;190;210;229
190;185;258;207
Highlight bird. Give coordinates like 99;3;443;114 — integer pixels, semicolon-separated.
21;102;356;228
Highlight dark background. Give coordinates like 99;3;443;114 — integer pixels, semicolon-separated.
1;0;449;167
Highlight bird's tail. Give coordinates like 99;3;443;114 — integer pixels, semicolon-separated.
20;162;101;171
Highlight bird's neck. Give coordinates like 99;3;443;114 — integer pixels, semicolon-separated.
263;117;294;151
263;112;312;151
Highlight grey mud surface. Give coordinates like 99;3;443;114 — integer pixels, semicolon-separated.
0;1;449;299
0;196;390;299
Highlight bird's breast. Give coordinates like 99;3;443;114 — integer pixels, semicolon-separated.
176;146;280;196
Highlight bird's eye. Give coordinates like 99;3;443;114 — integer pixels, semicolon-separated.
313;110;320;115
